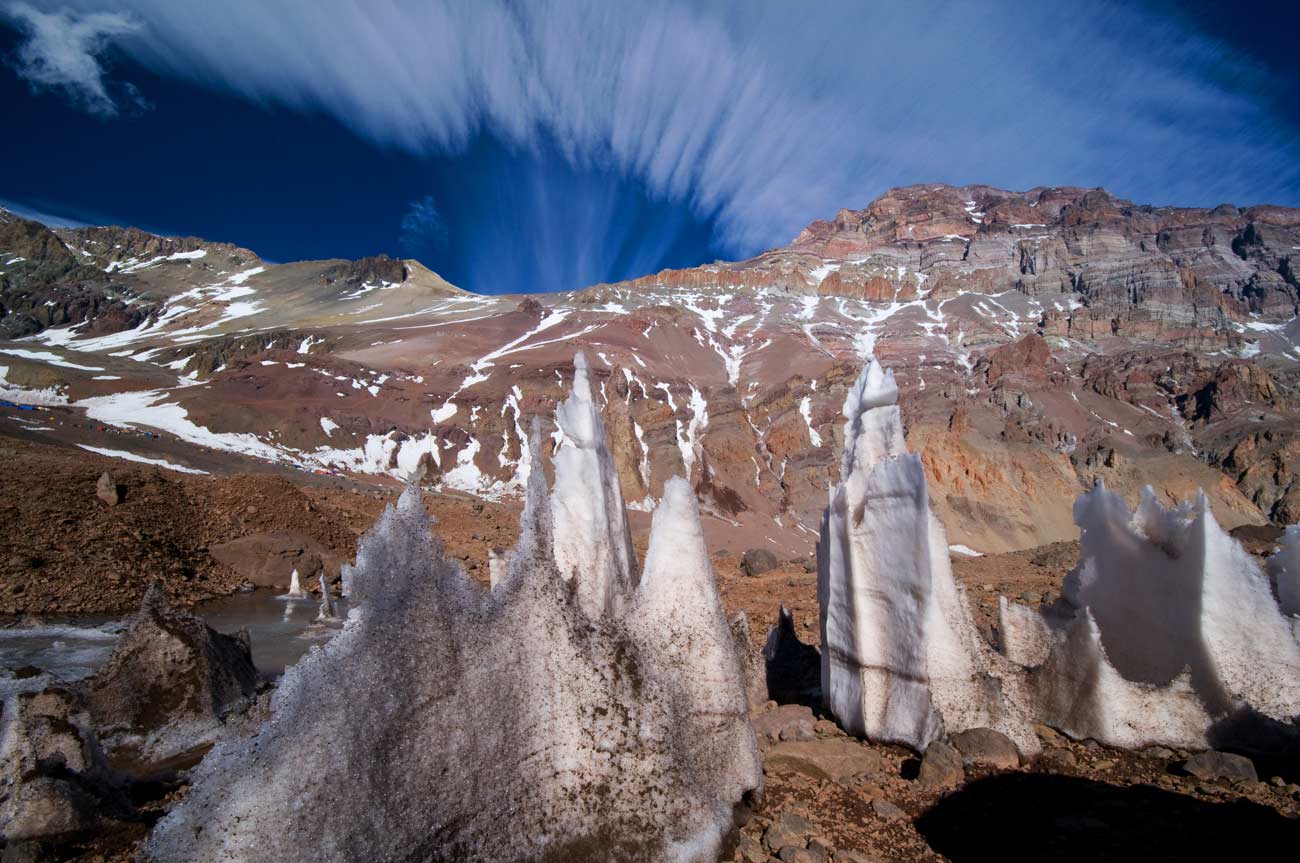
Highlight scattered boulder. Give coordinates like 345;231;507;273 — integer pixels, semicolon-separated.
80;581;259;768
832;852;877;863
0;687;129;844
735;834;767;863
753;703;817;743
1182;750;1258;783
813;718;842;737
764;738;885;784
742;547;780;577
209;530;345;589
780;848;816;863
871;798;906;821
763;812;814;853
917;740;964;789
949;727;1021;769
95;471;121;506
1035;747;1078;772
807;836;835;862
1140;745;1175;762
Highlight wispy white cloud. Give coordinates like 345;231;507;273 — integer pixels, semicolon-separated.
398;195;447;258
0;196;91;226
4;1;1298;255
3;2;143;115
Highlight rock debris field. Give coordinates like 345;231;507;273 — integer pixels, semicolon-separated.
2;354;1299;863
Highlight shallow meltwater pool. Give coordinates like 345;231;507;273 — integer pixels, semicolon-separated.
198;590;350;674
0;590;349;697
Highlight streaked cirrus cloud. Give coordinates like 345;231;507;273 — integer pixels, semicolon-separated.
3;0;1298;259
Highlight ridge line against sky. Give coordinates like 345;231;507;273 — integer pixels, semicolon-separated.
2;0;1299;294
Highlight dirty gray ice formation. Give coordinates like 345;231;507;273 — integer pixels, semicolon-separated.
316;573;338;621
144;353;761;863
0;687;129;844
81;582;259;767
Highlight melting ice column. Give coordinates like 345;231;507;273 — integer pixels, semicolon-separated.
628;477;764;845
550;351;639;617
816;360;1034;752
818;360;941;746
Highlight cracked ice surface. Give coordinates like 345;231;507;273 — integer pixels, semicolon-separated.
145;354;761;863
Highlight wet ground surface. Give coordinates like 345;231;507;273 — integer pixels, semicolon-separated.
0;589;347;694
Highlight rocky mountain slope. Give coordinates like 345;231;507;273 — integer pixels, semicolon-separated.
2;183;1298;562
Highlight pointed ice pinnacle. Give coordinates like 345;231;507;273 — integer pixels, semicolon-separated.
818;359;1034;754
316;574;337;622
550;351;639;618
819;360;1300;753
283;568;305;599
144;352;761;863
1062;483;1300;720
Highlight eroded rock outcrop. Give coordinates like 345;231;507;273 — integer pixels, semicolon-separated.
0;687;129;845
80;582;259;767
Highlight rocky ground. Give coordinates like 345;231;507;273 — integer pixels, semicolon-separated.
0;435;521;616
4;183;1299;563
3;433;1299;862
736;705;1300;863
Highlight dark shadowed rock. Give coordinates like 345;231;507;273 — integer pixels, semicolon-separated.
80;581;259;767
742;547;780;576
763;606;822;705
950;727;1022;769
1035;746;1078;772
1183;750;1258;783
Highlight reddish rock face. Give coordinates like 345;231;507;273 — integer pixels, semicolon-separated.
1;182;1297;557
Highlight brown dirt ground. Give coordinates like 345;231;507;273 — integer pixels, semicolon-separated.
0;436;521;616
7;434;1299;862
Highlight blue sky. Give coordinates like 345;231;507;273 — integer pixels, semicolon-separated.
2;1;1299;295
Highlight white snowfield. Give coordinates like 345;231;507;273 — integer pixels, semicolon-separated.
145;354;761;863
75;444;209;475
0;364;69;405
819;359;1300;755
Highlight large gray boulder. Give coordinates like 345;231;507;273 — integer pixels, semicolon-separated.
0;687;128;844
80;581;259;768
